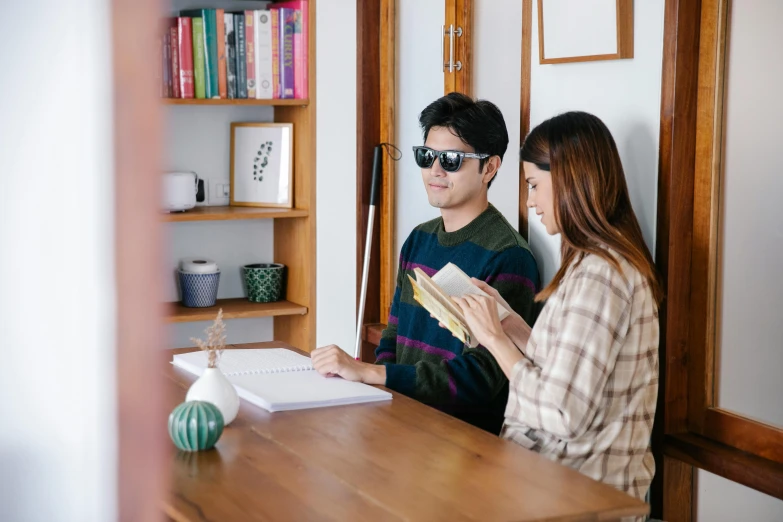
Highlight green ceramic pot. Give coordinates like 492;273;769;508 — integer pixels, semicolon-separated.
168;400;224;451
242;263;285;303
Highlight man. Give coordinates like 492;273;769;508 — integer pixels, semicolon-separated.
312;93;539;434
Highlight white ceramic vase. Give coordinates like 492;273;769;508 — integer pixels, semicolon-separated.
186;367;240;425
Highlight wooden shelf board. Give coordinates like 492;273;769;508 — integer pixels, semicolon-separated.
163;98;308;106
167;298;308;323
163;206;308;222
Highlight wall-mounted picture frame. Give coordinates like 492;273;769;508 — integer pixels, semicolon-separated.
229;122;294;208
538;0;634;64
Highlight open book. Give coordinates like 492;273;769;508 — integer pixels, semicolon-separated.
407;263;510;348
172;348;392;412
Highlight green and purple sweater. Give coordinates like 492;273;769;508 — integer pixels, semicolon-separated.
375;204;540;434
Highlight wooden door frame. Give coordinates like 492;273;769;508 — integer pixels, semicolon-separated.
653;0;783;518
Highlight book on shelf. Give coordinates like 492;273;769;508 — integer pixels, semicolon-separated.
160;3;307;100
215;8;227;98
224;13;237;99
235;12;247;99
177;17;194;98
407;263;510;349
191;17;206;99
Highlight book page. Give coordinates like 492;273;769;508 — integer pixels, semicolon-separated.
432;263;510;320
408;274;477;348
173;348;313;376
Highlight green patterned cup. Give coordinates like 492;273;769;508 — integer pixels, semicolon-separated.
242;263;285;303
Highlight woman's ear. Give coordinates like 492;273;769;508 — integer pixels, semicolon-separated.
482;156;502;184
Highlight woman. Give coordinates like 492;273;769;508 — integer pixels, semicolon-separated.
452;111;661;501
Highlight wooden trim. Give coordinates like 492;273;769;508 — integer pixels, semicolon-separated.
616;0;635;58
688;0;727;434
704;409;783;464
273;0;317;352
362;323;385;347
356;0;382;362
665;433;783;501
518;0;533;239
167;299;307;323
663;456;693;522
379;0;396;326
162;206;308;222
444;0;473;96
537;0;634;64
651;0;702;517
114;0;168;519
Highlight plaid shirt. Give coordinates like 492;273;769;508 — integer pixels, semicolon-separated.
501;251;659;501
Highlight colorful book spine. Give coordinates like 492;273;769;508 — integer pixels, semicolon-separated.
181;9;217;98
216;8;227;98
274;1;308;98
169;19;181;98
235;13;248;99
270;9;280;99
191;17;206;99
177;17;194;98
279;8;295;99
255;10;273;99
224;13;236;99
245;10;256;98
162;31;172;97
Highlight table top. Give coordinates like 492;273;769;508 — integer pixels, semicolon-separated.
164;343;648;521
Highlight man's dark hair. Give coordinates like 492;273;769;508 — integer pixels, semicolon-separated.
418;92;509;187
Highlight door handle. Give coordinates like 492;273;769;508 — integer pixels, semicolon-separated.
443;24;463;73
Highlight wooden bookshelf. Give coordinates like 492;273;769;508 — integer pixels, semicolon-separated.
167;298;307;323
164;98;309;106
164;0;317;353
163;206;308;222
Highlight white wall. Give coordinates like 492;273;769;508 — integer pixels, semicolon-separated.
474;0;524;225
395;0;445;256
697;471;783;522
0;1;117;520
315;0;357;351
527;0;665;284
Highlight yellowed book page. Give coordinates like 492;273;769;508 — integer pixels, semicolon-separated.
407;274;477;348
431;263;510;321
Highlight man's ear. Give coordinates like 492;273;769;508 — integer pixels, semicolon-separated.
482;156;501;185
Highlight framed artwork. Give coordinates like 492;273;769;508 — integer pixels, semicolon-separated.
229;122;294;208
538;0;634;64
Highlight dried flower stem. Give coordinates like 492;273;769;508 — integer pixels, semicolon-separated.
190;308;227;368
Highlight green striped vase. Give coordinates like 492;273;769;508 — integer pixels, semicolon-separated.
168;400;224;451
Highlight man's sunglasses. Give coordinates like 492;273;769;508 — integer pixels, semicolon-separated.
412;146;489;173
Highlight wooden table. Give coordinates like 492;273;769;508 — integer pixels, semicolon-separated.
164;343;649;521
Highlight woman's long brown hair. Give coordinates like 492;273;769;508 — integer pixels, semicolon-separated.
521;111;663;304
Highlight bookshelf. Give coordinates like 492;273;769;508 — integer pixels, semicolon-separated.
163;0;316;353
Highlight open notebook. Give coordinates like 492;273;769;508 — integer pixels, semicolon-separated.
172;348;392;412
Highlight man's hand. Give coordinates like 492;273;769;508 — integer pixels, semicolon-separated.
311;345;386;385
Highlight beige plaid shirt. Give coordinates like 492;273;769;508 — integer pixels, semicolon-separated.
501;251;659;501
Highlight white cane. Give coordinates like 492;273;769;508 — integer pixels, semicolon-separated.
354;145;384;360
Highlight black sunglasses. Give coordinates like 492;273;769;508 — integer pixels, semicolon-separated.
412;146;489;173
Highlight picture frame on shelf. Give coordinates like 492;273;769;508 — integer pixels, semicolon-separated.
229;122;294;208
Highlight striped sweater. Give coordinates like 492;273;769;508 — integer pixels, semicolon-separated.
375;204;540;433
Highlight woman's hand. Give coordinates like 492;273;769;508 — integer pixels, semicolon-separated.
453;294;505;350
470;278;512;313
